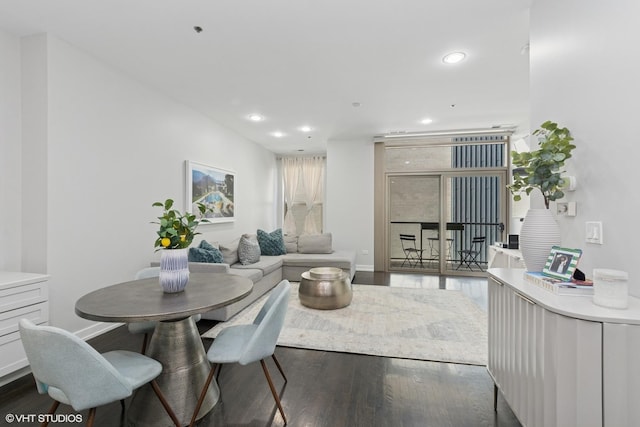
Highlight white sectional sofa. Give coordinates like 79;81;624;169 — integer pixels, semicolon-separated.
153;232;356;321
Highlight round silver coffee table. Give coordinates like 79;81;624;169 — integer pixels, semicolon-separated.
299;267;352;309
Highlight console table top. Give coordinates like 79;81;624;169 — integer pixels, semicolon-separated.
488;268;640;324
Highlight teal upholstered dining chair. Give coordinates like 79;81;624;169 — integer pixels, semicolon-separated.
19;318;180;427
127;266;201;353
189;280;291;426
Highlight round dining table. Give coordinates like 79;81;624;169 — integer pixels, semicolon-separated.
75;272;253;427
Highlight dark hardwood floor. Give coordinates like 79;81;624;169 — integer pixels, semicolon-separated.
1;274;521;427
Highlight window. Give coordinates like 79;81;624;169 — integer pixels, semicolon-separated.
281;157;325;236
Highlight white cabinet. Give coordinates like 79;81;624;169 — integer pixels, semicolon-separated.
602;324;640;426
488;268;640;427
0;272;49;377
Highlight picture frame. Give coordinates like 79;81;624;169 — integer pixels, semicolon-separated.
185;160;235;223
542;246;582;281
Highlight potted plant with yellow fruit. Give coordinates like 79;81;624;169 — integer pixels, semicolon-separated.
152;199;211;293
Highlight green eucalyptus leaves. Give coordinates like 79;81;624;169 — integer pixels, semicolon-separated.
508;121;576;209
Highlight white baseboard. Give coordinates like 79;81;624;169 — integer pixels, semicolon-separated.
74;321;123;341
0;367;30;388
356;264;374;272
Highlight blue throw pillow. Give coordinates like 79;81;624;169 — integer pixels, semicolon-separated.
257;228;287;256
199;240;218;253
188;240;223;263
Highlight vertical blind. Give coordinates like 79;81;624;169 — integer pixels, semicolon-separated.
451;143;505;260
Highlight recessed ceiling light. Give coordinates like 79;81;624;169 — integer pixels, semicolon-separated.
248;114;264;122
352;102;362;108
271;131;285;138
299;125;313;133
420;118;433;125
442;51;466;64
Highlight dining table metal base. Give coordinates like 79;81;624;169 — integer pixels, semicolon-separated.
127;316;218;426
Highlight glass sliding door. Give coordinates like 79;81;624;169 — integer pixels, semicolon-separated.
388;175;441;272
443;172;506;273
387;171;506;274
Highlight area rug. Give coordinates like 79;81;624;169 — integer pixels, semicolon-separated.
202;283;487;366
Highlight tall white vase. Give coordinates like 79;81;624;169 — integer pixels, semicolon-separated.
519;209;561;272
159;248;190;293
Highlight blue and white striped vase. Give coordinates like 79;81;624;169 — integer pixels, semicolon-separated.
159;248;190;293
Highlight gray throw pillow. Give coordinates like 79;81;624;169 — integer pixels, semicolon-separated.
238;234;261;265
284;235;298;253
298;233;333;254
219;239;240;265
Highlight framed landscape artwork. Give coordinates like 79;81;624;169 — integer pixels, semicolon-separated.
185;160;235;223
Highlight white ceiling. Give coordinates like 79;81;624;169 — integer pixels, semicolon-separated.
0;0;531;154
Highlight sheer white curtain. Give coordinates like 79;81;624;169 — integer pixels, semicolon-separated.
282;157;301;236
301;156;324;235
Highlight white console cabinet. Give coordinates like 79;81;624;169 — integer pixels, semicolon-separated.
488;268;640;427
487;246;526;269
0;271;49;378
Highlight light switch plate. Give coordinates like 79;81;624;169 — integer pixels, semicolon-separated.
585;221;603;244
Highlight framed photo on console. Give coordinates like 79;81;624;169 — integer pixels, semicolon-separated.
542;246;582;281
185;160;235;223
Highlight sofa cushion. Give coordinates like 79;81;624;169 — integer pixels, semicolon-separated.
228;267;263;282
231;256;283;276
238;234;261;265
281;249;357;281
188;262;229;274
219;238;240;265
202;268;281;321
188;240;223;263
257;228;287;256
298;233;333;254
284;235;298;253
281;251;353;270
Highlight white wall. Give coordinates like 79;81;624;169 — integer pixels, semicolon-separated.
16;34;277;334
21;35;49;275
530;0;640;295
0;30;22;270
326;137;374;270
